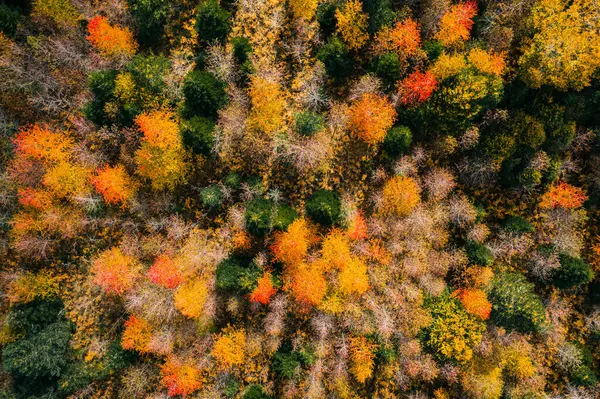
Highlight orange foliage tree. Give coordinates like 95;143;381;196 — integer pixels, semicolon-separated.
87;15;137;58
212;327;246;369
373;18;421;57
148;255;183;289
174;277;209;318
17;188;52;211
247;76;287;136
349;93;397;144
121;315;152;353
13;124;73;164
398;70;437;106
42;161;91;200
337;256;369;295
91;247;141;295
380;175;421;216
321;229;352;270
455;288;492;320
347;211;368;241
349;336;376;383
134;110;186;190
288;262;327;307
249;272;277;304
271;218;312;265
539;181;588;209
91;164;136;207
467;48;506;77
160;356;202;397
434;1;478;47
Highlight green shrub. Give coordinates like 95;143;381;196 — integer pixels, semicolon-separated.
231;36;253;65
224;376;240;397
216;258;261;291
0;5;20;37
488;273;546;333
245;198;273;236
553;254;594;289
317;37;352;84
295;111;324;136
423;40;443;62
465;240;494;266
272;351;300;379
127;54;170;93
273;204;298;231
127;0;169;45
363;0;394;34
545;121;576;154
305;190;342;226
316;2;338;37
243;385;270;399
181;116;215;155
200;184;223;209
195;0;231;44
571;365;598;387
183;70;229;119
370;52;402;91
502;215;533;234
223;172;242;189
383;126;412;157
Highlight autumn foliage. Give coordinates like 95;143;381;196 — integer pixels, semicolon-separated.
148;255;183;289
121;315;152;353
349;336;376;383
271;218;312;265
398;70;437;106
539;181;588;209
349;93;397;144
288;262;327;306
212;327;246;369
373;18;421;57
380;175;421;216
174;277;209;318
13;124;72;164
87;15;137;58
455;288;492;320
335;0;369;50
347;211;368;241
91;164;136;207
160;357;202;397
434;1;478;47
249;272;277;304
91;247;141;295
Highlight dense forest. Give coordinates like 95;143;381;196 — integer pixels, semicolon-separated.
0;0;600;397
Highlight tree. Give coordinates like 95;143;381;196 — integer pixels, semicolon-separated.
337;256;369;295
347;211;368;241
288;262;327;306
245;198;274;237
43;161;91;200
539;181;587;209
455;288;492;320
317;37;353;83
91;164;136;207
195;0;231;44
212;327;246;369
335;0;368;50
0;5;21;37
134;110;186;190
518;0;600;91
295;111;324;136
487;273;546;333
434;1;478;47
148;255;183;289
383;126;412;156
553;254;594;289
349;336;376;383
398;70;437;106
349;93;397;144
247;76;287;136
372;18;421;57
423;294;485;363
127;0;169;45
87;16;137;59
160;356;202;397
121;315;152;353
181;116;215;155
249;272;277;304
468;48;506;77
289;0;319;20
91;247;142;295
174;278;209;319
13;124;72;164
271;218;312;266
380;176;421;217
183;70;229;119
305;190;342;226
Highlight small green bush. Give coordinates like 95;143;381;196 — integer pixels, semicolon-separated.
195;0;231;44
127;0;169;45
488;273;546;333
0;5;21;37
553;254;594;289
200;184;223;209
295;111;324;136
317;37;352;84
502;215;533;234
305;190;342;226
571;365;598;387
181;116;215;155
223;172;242;189
183;70;229;119
243;385;270;399
273;204;298;231
465;240;494;266
272;351;300;379
245;198;273;236
216;258;261;291
370;52;401;91
316;2;338;37
231;36;253;65
423;40;443;62
383;126;412;157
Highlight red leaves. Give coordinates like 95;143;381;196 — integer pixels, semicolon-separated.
539;181;588;209
148;255;183;289
398;70;437;106
249;272;277;304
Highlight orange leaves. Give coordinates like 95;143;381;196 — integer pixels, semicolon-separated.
271;218;312;266
42;161;91;199
349;336;376;383
373;18;421;57
434;1;478;47
467;48;506;77
247;76;287;136
398;70;437;106
18;188;52;210
321;229;352;270
249;272;277;304
13;124;72;164
148;255;183;289
161;357;202;397
121;315;152;353
212;327;246;369
349;93;397;145
335;0;369;50
455;288;492;320
87;15;137;58
91;247;141;295
174;278;209;319
134;110;186;190
347;211;368;241
539;181;587;210
91;164;136;207
338;256;369;295
288;262;327;307
380;175;421;216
